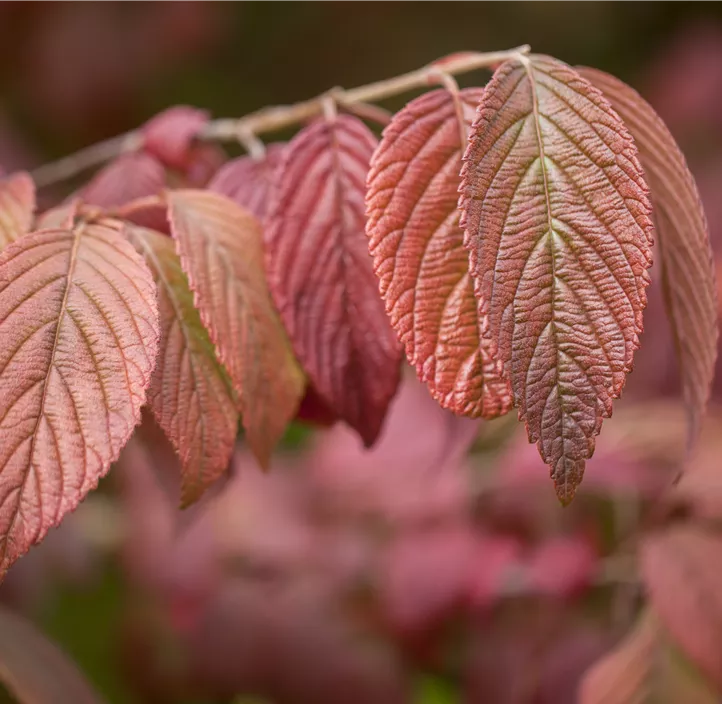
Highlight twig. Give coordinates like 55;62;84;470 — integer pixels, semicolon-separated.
30;45;530;189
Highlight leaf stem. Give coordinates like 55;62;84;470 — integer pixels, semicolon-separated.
30;45;530;189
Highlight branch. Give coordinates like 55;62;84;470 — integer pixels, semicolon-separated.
30;45;530;189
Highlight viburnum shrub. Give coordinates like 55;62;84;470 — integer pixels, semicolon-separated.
0;45;718;700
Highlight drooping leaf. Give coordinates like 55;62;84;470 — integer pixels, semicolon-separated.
0;604;107;703
578;67;718;451
579;608;717;704
141;105;209;171
366;88;511;418
265;115;402;446
460;54;654;503
209;143;286;220
0;172;35;250
0;218;159;574
166;189;304;468
126;225;238;506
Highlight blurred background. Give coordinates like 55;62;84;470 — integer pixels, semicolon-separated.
1;2;722;703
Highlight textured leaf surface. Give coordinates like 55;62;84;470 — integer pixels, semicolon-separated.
167;189;304;468
0;604;106;703
579;67;717;450
460;55;654;502
127;225;238;505
0;219;159;573
0;172;35;250
579;609;716;704
266;115;402;446
366;89;511;418
209;143;286;220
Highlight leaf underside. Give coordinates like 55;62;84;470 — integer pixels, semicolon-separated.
265;115;402;446
167;189;304;469
366;88;512;418
460;54;654;503
127;225;238;506
579;66;718;452
0;172;35;250
0;219;159;574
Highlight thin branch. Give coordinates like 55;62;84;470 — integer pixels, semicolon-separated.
30;45;530;189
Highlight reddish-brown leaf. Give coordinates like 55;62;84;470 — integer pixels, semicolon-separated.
166;189;304;468
640;525;722;691
366;89;511;418
265;115;402;446
578;67;718;451
79;152;166;209
126;225;238;506
579;609;716;704
0;172;35;250
0;219;159;574
141;106;209;171
460;55;654;503
209;143;286;220
0;604;107;703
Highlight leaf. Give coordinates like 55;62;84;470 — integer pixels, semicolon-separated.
578;67;718;451
209;143;286;220
35;200;80;231
640;524;722;691
0;218;159;574
141;106;209;171
0;604;106;703
0;172;35;250
166;189;304;468
366;88;511;418
126;225;238;506
460;54;654;503
265;115;402;446
579;608;717;704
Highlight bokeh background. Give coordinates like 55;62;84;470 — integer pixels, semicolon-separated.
2;2;722;703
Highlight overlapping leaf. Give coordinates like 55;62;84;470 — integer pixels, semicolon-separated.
265;115;402;446
166;189;304;468
460;54;654;503
366;88;511;418
579;67;718;451
0;172;35;250
127;225;238;505
0;218;159;574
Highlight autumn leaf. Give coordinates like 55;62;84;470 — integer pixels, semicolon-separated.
460;54;654;503
0;219;159;574
579;608;717;704
265;115;402;446
0;605;107;703
35;200;80;231
166;189;304;469
0;172;35;250
127;225;238;506
366;88;511;418
579;66;718;452
141;105;209;171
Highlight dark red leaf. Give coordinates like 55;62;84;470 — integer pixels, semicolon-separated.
141;105;209;171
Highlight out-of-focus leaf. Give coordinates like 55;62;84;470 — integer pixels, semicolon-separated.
460;55;654;503
35;200;80;231
141;105;209;171
265;115;402;447
167;189;304;468
579;67;718;452
0;172;35;250
526;535;597;598
127;225;238;505
0;604;106;703
366;88;511;419
0;218;159;574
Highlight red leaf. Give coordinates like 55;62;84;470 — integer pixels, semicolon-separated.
141;106;209;171
0;604;106;703
0;172;35;250
127;226;238;506
265;115;402;446
460;55;654;503
79;152;166;209
579;67;718;451
366;88;511;418
209;143;286;220
36;200;80;231
166;189;304;469
0;218;159;574
526;535;597;598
